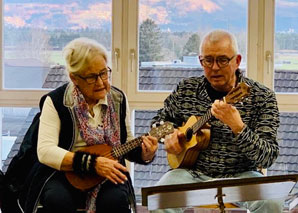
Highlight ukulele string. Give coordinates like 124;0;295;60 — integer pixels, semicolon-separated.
192;110;212;133
92;136;145;159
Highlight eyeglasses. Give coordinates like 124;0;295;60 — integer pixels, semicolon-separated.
199;55;236;68
76;67;111;84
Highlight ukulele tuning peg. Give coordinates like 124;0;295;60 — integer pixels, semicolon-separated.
152;121;164;128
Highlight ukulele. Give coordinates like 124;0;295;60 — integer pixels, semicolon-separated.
66;121;174;190
167;82;251;169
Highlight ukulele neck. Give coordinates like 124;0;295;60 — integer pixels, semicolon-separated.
192;109;212;134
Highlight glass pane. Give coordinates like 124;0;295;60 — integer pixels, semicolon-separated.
274;0;298;93
138;0;247;91
1;107;38;171
4;0;112;89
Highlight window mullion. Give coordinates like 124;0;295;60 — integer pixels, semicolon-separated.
112;0;123;89
263;0;275;89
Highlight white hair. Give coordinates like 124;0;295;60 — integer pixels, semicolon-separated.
200;30;239;54
63;37;108;75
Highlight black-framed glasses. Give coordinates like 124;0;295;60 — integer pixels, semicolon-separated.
199;55;236;68
76;67;111;84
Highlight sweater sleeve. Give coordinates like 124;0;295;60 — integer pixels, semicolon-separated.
151;80;185;128
235;90;280;168
37;96;68;170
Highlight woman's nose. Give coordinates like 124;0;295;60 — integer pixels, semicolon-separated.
95;76;104;85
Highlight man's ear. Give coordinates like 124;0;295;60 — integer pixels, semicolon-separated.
69;73;78;86
236;54;242;66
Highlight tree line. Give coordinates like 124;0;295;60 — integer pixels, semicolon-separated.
4;19;298;66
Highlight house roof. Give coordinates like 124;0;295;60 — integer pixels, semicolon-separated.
2;65;298;208
139;67;203;91
275;70;298;93
42;64;69;88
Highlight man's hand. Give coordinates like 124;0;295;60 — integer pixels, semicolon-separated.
211;99;245;134
164;129;184;154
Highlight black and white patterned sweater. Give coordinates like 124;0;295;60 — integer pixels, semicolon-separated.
152;72;280;178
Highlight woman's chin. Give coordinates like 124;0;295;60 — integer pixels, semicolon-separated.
94;91;107;100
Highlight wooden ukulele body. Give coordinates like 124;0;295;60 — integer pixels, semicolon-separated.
65;144;114;191
167;115;210;169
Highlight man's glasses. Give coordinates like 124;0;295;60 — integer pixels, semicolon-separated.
199;55;236;68
76;67;111;84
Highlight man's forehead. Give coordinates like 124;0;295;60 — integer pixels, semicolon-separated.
203;54;230;58
201;40;235;56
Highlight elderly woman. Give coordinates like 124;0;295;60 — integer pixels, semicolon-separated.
20;37;158;213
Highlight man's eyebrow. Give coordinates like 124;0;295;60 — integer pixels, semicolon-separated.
204;55;229;58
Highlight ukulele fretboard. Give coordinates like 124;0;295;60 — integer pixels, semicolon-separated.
192;109;212;133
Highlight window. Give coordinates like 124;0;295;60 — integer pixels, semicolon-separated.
3;0;112;89
137;0;247;91
1;0;298;209
274;0;298;94
0;107;37;168
1;0;112;169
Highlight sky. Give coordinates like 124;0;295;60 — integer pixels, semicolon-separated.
3;0;298;32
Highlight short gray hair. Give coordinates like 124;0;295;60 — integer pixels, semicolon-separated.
200;30;239;55
63;37;108;74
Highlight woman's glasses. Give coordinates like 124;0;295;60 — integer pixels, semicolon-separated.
76;67;111;84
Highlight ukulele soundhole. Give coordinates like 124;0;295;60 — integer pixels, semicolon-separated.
185;128;193;142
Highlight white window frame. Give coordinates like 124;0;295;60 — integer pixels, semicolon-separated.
121;0;298;113
248;0;298;112
0;0;122;108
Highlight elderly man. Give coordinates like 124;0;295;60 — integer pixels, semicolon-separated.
151;30;283;213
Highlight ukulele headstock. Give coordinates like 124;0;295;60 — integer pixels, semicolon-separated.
225;82;250;104
149;122;174;140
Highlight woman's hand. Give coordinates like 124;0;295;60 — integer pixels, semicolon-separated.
211;99;245;134
141;135;158;162
95;157;128;184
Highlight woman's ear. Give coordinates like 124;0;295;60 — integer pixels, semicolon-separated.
69;73;79;86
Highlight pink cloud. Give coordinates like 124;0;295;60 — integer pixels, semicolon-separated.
68;3;111;29
139;4;169;24
4;16;26;27
4;1;222;29
139;0;221;24
4;3;69;28
170;0;221;15
4;2;111;29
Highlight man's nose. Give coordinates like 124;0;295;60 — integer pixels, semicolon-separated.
211;60;220;70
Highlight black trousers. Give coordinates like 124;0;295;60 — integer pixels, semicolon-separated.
40;173;131;213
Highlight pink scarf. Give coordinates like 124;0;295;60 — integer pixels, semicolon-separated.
72;86;121;213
